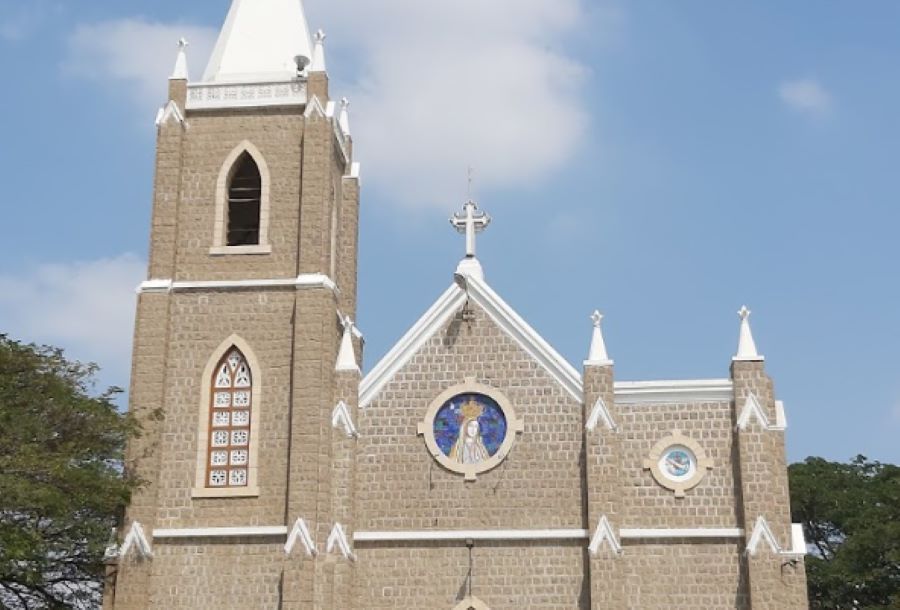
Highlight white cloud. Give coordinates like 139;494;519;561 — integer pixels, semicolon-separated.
64;19;217;115
778;78;833;118
0;255;146;388
312;0;595;207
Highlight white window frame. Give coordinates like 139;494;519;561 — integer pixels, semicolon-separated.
210;141;273;256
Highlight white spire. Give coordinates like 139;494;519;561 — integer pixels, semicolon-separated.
734;305;764;362
585;311;613;366
203;0;314;83
336;316;360;373
311;29;327;72
170;38;189;80
339;97;351;135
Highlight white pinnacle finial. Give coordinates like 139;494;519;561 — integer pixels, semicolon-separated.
585;310;613;366
336;316;360;373
170;38;189;80
311;29;327;72
339;97;351;135
734;306;764;362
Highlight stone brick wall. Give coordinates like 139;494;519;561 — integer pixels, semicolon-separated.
619;400;742;529
355;541;589;609
359;305;585;533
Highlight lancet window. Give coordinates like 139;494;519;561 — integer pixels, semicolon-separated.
227;153;262;246
206;348;253;488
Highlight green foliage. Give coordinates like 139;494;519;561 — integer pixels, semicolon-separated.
790;456;900;609
0;335;140;609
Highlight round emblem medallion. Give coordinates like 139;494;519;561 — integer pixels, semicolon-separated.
659;446;696;482
643;431;713;498
418;381;524;481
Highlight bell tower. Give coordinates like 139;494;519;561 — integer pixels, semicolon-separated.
106;0;362;607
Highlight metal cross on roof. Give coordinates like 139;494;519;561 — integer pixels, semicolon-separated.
450;200;491;259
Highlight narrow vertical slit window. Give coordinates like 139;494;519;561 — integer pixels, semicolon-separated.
227;153;262;246
206;348;253;488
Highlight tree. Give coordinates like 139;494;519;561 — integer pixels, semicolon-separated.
0;335;140;609
790;456;900;609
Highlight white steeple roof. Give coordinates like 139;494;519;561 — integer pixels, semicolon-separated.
203;0;314;83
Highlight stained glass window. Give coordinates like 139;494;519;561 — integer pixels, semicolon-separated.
206;348;252;488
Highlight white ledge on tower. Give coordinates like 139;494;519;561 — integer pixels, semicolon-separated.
734;305;764;362
584;310;613;367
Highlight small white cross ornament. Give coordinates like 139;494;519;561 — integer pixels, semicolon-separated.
450;200;491;259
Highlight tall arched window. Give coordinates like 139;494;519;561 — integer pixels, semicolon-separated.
227;153;262;246
206;348;253;488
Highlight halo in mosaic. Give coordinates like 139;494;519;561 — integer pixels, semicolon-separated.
433;393;507;464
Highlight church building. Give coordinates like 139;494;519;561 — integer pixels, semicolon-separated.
105;0;810;608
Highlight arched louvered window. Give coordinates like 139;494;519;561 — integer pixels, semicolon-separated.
227;153;262;246
206;348;253;488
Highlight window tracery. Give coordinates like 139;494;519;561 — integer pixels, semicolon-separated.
206;348;253;488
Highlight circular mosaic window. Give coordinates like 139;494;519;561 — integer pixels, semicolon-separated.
643;431;713;498
418;381;524;481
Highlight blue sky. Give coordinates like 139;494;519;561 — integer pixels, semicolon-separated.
1;0;898;464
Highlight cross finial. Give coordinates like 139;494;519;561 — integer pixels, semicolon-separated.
450;200;491;259
734;305;764;362
178;37;189;49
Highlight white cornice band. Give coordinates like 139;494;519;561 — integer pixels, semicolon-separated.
353;527;745;543
614;379;733;405
153;526;288;539
138;274;338;295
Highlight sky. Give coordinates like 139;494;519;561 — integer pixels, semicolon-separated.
1;0;899;464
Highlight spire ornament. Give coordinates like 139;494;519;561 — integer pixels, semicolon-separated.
585;310;613;366
734;305;764;362
170;38;189;80
311;29;327;72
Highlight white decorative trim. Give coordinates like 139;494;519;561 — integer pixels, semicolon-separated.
155;100;186;128
745;517;807;557
137;274;338;295
354;529;589;543
347;162;361;181
326;523;356;562
120;522;153;560
790;523;808;556
332;401;359;439
187;80;308;110
588;516;622;556
154;526;287;539
620;528;743;539
360;277;583;408
736;393;786;431
614;379;733;405
285;518;317;557
360;285;465;408
747;516;780;556
137;279;173;295
585;396;617;432
304;94;327;118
